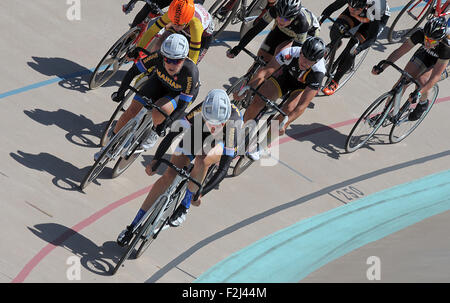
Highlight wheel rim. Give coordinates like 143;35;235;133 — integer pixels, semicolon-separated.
389;86;438;143
346;93;393;152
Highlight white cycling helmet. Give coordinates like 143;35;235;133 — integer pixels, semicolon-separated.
160;33;189;59
201;89;232;125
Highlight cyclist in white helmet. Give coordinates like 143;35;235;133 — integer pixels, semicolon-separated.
117;89;244;246
95;34;200;160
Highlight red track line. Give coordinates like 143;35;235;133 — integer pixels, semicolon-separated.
12;95;450;282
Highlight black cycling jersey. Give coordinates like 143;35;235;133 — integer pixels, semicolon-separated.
410;29;450;60
153;102;243;196
272;46;326;93
116;51;200;128
236;6;320;53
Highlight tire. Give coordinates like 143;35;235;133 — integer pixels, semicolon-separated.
387;0;433;44
227;76;248;110
209;0;240;41
112;198;165;275
345;92;394;153
79;120;137;190
100;75;148;147
389;84;438;143
135;180;187;259
89;27;141;90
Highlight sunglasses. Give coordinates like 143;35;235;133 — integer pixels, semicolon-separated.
424;35;439;45
164;57;184;65
278;17;293;22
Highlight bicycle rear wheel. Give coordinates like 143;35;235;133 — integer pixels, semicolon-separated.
209;0;240;41
89;27;140;90
80;120;137;190
387;0;433;44
345;92;394;153
100;75;148;147
389;84;438;143
239;0;267;38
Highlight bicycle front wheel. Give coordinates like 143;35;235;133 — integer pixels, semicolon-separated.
345;92;394;153
209;0;240;41
336;47;369;92
112;197;165;274
100;75;148;147
79;119;137;190
89;27;140;90
389;84;438;143
387;0;433;44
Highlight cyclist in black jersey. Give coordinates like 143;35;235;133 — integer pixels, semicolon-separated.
239;37;327;160
320;0;390;95
226;0;320;63
116;89;244;246
372;17;449;121
94;34;200;160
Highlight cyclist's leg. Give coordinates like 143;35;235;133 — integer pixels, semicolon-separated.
329;10;355;46
131;3;152;28
243;76;283;123
114;74;166;133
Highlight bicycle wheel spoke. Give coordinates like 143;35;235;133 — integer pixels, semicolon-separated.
389;85;438;143
346;93;393;152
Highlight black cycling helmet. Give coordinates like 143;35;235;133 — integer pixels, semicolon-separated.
348;0;368;9
276;0;302;19
423;17;448;40
301;37;326;61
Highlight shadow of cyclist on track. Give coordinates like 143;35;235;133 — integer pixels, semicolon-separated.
23;108;108;148
9;150;111;191
27;56;127;93
28;223;122;276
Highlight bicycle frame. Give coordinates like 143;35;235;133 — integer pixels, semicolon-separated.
408;0;449;20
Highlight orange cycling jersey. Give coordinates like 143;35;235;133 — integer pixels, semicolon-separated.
137;5;210;64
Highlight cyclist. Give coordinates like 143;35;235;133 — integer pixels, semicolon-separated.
123;0;205;28
226;0;320;64
372;17;449;121
94;34;200;159
116;89;244;246
240;36;327;160
320;0;390;96
133;0;213;66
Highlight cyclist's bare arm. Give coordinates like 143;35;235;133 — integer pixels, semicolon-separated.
421;58;449;93
247;56;281;89
374;39;415;73
285;87;318;126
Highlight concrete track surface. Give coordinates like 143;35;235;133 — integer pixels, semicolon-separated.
0;0;449;283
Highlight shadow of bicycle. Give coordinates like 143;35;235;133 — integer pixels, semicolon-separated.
24;108;108;148
28;223;123;276
9;150;113;191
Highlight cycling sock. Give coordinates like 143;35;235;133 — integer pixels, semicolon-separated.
131;208;146;227
181;189;193;209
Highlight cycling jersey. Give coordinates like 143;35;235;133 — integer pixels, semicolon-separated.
410;29;450;61
153;102;243;196
271;46;326;94
235;5;320;55
321;0;390;23
137;4;212;64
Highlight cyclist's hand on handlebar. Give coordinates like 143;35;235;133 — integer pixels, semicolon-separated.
191;195;202;207
372;64;384;75
146;159;158;176
226;46;241;58
122;3;135;14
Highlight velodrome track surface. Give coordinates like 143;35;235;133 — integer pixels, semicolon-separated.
0;0;449;283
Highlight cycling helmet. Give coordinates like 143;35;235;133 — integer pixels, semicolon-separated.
276;0;302;19
424;17;448;40
201;89;232;125
168;0;195;25
301;37;326;61
160;34;189;59
348;0;367;9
